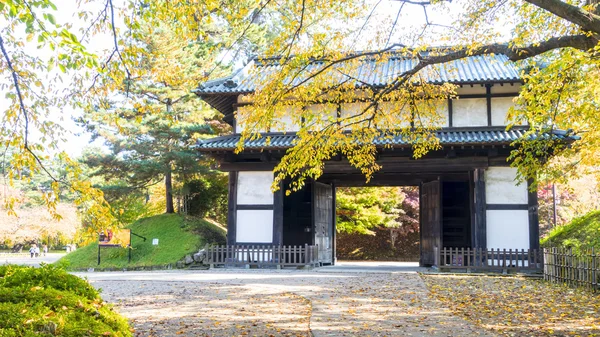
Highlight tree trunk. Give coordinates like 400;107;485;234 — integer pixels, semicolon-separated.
165;168;175;214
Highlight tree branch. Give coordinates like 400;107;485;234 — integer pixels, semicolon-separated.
524;0;600;35
0;33;64;184
108;0;132;91
284;0;307;60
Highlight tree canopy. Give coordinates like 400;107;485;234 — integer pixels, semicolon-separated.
336;187;404;235
2;0;600;226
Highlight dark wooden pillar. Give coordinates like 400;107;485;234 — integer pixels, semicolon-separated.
528;180;540;250
227;171;238;246
331;183;337;265
486;84;492;126
473;168;487;249
272;181;284;246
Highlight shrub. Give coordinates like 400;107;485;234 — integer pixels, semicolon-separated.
0;264;132;336
183;174;228;223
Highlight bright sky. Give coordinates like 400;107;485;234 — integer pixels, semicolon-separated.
0;0;511;158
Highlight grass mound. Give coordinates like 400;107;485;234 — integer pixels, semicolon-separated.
541;209;600;252
0;264;132;336
60;214;226;270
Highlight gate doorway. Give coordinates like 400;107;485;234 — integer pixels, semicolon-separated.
281;173;474;267
335;186;420;262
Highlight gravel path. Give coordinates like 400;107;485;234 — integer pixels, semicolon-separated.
86;270;496;337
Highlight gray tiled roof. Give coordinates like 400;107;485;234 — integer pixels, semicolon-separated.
195;54;522;95
197;127;568;152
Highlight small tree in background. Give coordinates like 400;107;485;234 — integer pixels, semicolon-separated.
182;174;229;224
336;186;421;260
336;187;404;235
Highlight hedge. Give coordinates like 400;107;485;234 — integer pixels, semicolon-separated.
0;264;132;336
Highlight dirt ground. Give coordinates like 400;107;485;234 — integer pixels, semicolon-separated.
88;269;495;337
86;269;600;337
422;274;600;337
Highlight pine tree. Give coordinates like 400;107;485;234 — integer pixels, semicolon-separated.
79;23;227;213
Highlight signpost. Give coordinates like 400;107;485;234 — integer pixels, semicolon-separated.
98;229;147;265
98;229;131;265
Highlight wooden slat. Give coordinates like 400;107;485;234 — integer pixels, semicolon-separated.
542;247;599;292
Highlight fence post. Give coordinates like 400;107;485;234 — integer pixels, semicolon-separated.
593;247;597;291
304;244;309;267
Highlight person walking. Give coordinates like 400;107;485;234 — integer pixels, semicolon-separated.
42;244;48;257
29;244;37;258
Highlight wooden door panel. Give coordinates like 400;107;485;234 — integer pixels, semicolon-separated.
421;180;441;266
314;182;333;264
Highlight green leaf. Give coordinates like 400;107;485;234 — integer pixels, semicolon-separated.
46;13;56;25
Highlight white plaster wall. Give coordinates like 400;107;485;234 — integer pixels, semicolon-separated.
457;85;486;95
234;107;247;133
236;209;273;243
486;210;529;249
237;171;274;205
485;167;528;204
271;106;301;132
490;97;515;126
341;102;367;118
490;83;521;94
452;98;487;127
235;106;271;133
377;101;411;128
340;102;369;130
431;100;449;128
308;103;337;122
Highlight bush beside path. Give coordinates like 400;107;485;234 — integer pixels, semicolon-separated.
0;264;132;336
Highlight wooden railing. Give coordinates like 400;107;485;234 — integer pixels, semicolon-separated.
544;247;599;291
437;247;543;272
203;244;320;268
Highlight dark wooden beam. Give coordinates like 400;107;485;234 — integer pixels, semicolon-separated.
488;156;512;166
227;171;238;245
486;204;529;210
486;84;492;126
331;182;337;265
273;181;284;246
474;168;487;249
320;172;470;187
236;204;274;210
447;98;453;127
323;157;489;174
459;92;518;99
528;179;540;250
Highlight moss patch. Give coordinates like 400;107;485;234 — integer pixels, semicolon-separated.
0;264;132;336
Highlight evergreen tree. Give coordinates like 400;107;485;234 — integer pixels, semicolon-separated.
79;23;226;213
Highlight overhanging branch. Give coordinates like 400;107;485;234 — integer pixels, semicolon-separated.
524;0;600;35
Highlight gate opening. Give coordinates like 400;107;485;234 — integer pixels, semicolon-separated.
335;186;420;262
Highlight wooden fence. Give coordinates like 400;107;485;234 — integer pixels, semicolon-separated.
203;244;320;268
544;247;599;291
436;247;543;272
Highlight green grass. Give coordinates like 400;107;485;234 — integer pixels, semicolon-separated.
59;214;226;270
0;264;132;336
541;209;600;252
